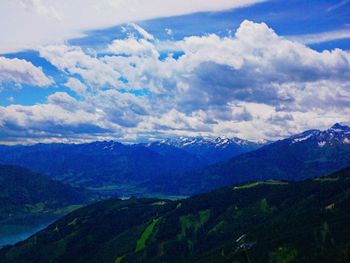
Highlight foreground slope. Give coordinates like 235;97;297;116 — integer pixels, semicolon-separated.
1;168;350;263
156;123;350;195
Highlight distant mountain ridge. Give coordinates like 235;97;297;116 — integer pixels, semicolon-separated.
0;124;349;197
146;136;265;164
288;123;350;146
153;123;350;195
0;136;263;197
148;136;265;148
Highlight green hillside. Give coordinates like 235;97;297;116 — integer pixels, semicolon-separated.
0;165;92;247
1;168;350;262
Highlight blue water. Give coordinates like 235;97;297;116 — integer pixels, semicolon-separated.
0;222;52;248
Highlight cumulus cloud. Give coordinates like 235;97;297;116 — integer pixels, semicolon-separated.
64;77;87;94
47;92;79;110
0;56;53;87
1;20;350;143
106;37;159;57
39;45;123;89
0;88;153;143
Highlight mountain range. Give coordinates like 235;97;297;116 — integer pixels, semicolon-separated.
155;123;350;195
0;123;349;197
1;167;349;262
146;136;265;164
0;136;264;197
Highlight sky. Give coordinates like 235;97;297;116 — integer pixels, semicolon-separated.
0;0;349;144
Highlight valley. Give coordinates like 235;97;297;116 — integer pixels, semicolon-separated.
0;124;350;261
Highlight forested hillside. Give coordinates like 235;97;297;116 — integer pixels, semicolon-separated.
1;167;349;262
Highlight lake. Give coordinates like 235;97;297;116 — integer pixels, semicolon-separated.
0;221;53;248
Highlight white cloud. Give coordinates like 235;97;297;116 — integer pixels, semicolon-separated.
0;56;53;87
39;45;123;89
0;88;153;144
1;20;350;143
326;0;350;12
18;0;61;19
7;96;15;103
47;92;79;110
64;77;87;94
106;37;159;57
289;29;350;45
165;28;173;36
129;23;155;41
0;102;97;130
0;0;267;53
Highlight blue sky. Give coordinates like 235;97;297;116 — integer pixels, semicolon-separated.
0;0;349;144
70;0;350;51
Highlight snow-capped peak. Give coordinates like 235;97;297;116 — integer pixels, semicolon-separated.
289;123;350;147
330;123;350;132
151;136;260;149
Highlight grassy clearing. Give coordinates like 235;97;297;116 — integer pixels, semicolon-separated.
135;218;160;252
53;205;83;215
26;202;46;213
208;220;225;234
114;256;125;263
314;177;340;182
67;218;78;226
259;198;272;213
152;201;167;206
179;210;211;239
233;180;288;190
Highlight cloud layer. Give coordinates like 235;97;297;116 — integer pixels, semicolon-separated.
0;20;349;144
0;0;267;53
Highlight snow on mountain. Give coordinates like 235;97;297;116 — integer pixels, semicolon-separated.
290;123;350;147
150;136;262;149
144;136;267;164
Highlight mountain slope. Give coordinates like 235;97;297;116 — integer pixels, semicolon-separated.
0;165;89;211
1;168;350;263
156;123;350;195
